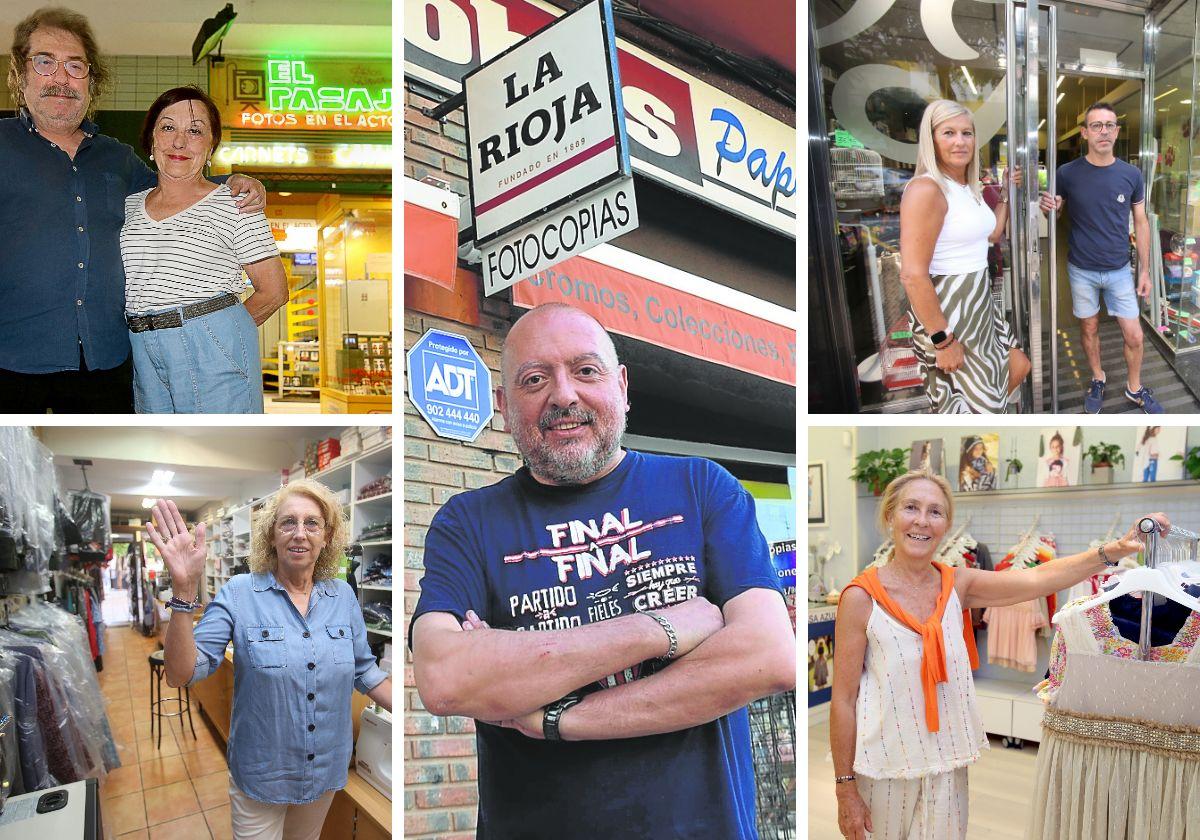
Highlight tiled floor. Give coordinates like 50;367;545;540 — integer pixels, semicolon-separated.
97;625;232;840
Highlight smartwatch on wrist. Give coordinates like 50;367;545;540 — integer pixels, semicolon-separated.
543;693;583;741
929;328;949;347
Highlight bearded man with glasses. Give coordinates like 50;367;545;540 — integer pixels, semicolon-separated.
0;7;265;412
1040;100;1162;413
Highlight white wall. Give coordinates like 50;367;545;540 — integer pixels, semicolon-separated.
808;427;860;594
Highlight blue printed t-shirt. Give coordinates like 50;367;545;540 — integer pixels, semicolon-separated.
1057;156;1144;271
412;449;782;840
188;572;388;804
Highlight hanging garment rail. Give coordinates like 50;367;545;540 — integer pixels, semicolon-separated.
1136;519;1200;659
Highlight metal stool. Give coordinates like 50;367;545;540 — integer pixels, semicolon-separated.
148;649;197;749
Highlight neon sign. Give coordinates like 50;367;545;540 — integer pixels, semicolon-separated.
214;143;393;170
267;60;391;113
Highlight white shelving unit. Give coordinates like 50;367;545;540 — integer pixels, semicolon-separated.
204;438;392;639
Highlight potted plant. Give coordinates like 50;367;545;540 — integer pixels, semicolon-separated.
850;447;909;495
1084;442;1125;485
1171;446;1200;480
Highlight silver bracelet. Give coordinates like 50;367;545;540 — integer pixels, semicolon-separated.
835;774;857;784
642;611;678;661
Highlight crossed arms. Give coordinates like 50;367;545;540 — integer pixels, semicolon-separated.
411;587;795;740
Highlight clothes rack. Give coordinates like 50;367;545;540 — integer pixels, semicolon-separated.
1136;519;1200;659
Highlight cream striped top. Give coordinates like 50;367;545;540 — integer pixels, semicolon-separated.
854;587;989;779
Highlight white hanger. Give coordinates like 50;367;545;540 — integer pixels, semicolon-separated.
1054;565;1200;623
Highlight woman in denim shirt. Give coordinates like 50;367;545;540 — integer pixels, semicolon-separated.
151;479;392;840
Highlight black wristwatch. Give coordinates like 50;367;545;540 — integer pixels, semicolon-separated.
929;328;949;347
542;693;583;742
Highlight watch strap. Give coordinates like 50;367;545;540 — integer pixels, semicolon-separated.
1098;543;1116;567
542;693;583;742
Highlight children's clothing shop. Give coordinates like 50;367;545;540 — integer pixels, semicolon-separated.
807;423;1200;839
0;426;392;840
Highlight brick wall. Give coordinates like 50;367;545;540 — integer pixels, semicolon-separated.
403;300;522;840
404;83;470;200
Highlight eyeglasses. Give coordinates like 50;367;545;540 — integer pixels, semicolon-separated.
28;54;90;80
1087;122;1119;133
277;517;325;534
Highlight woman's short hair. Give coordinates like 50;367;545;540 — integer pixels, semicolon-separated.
250;479;348;582
7;6;110;116
876;470;955;534
913;98;983;202
139;86;223;157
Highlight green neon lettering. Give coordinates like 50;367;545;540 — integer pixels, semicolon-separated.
264;59;391;114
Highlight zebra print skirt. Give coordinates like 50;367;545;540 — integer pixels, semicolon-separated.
911;268;1018;414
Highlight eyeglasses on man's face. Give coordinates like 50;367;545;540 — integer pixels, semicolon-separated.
28;54;90;80
277;517;326;534
1087;121;1119;134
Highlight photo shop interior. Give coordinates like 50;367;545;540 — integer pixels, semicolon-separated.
0;425;391;839
809;424;1200;839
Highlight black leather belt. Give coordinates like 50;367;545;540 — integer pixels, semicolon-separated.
127;293;239;333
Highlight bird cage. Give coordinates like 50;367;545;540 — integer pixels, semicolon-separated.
830;147;884;199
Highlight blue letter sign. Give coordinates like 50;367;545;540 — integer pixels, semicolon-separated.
407;329;494;442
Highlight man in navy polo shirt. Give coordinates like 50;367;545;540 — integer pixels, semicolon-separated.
1040;101;1162;413
0;7;264;412
411;303;796;839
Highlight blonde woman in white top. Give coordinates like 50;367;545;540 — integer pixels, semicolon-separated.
830;470;1165;839
900;99;1031;413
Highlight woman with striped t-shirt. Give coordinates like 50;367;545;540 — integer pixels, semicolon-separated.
119;86;286;413
899;100;1031;413
830;470;1163;839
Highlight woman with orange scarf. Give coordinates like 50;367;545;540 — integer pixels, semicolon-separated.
829;470;1164;840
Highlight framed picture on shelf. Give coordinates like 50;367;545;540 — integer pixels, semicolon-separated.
1036;427;1081;487
909;438;944;475
1133;425;1186;482
959;433;999;491
808;462;827;526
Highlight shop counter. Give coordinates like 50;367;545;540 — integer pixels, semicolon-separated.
189;647;391;838
319;389;392;414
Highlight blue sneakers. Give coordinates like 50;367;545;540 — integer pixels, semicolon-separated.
1125;385;1165;414
1084;378;1106;413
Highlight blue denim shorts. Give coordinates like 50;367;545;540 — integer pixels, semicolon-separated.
1067;263;1139;320
129;301;263;414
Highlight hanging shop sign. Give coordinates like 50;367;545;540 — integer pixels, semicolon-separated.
465;0;632;249
481;178;637;296
407;329;495;442
212;57;392;132
511;245;796;385
215;143;392;169
405;0;795;236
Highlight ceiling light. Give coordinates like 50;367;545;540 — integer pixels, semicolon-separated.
961;67;978;96
1155;87;1179;101
1056;75;1064;89
1055;91;1065;105
151;470;175;486
279;191;292;197
1038;119;1046;129
1182;99;1193;105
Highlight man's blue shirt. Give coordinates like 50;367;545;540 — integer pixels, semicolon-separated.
0;109;153;373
